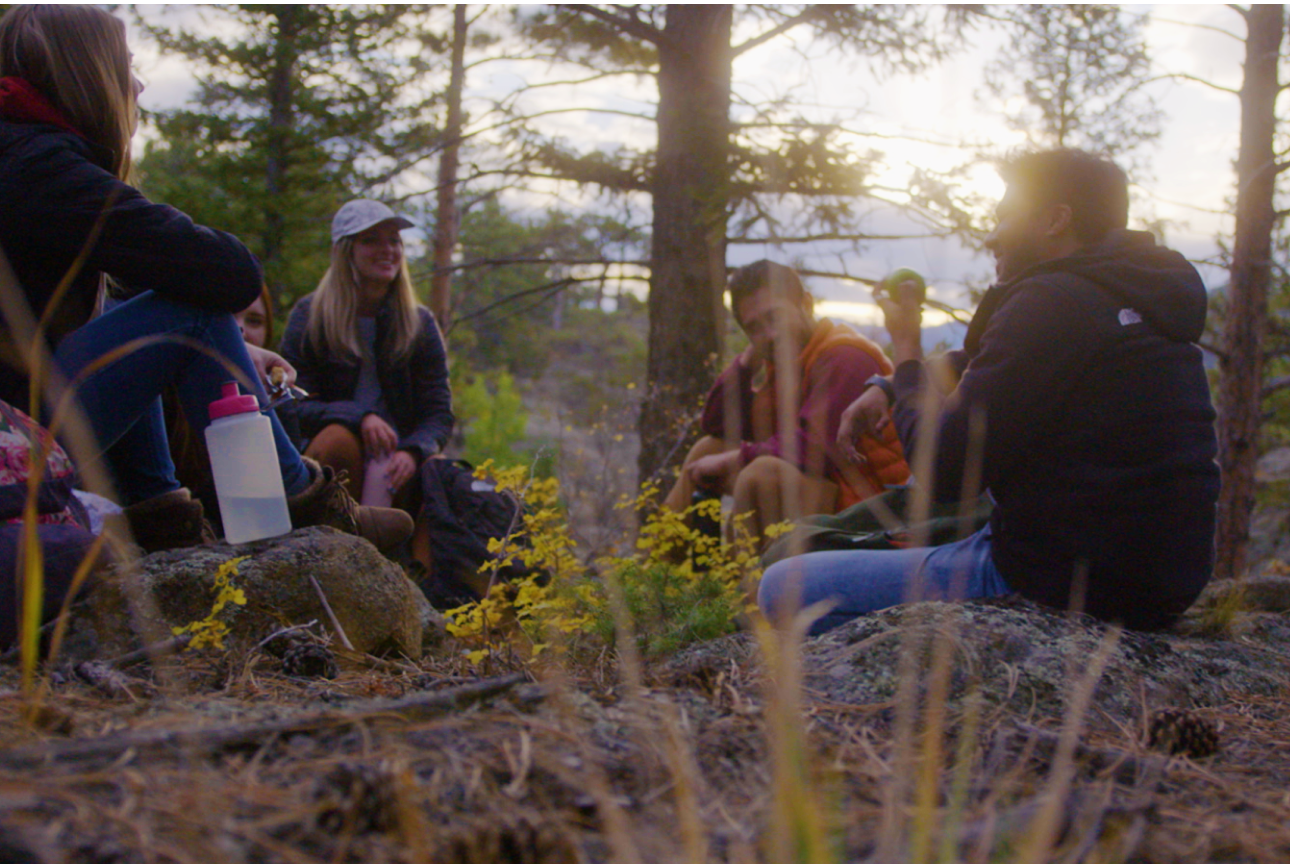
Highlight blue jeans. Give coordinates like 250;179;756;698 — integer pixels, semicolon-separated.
52;292;310;504
758;525;1011;636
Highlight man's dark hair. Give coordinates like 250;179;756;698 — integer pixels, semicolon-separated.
727;260;807;310
999;148;1129;245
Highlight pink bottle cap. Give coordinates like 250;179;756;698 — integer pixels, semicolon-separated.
208;381;259;421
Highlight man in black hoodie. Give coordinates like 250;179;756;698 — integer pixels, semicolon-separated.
759;148;1219;634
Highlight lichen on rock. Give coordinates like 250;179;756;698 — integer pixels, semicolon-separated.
799;593;1290;723
83;526;426;659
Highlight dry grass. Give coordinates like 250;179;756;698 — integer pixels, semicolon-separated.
4;241;1288;862
0;624;1287;864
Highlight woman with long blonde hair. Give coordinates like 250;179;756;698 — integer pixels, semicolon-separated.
0;5;412;554
282;200;453;568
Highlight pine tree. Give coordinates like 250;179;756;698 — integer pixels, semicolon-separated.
513;4;952;486
1214;4;1286;579
135;5;446;309
979;5;1162;171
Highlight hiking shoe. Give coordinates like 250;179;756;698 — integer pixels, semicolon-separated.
288;457;414;553
117;487;216;554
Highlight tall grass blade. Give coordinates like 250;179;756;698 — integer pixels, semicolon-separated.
936;688;984;864
755;602;837;864
1016;625;1122;864
910;615;960;864
877;379;945;860
42;531;107;674
18;494;44;695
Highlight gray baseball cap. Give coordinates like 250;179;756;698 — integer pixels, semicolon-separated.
331;199;415;244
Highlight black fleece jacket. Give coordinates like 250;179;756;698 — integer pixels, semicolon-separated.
280;294;454;464
891;230;1220;630
0;119;262;406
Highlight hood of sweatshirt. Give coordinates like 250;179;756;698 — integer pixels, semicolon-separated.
1018;229;1208;344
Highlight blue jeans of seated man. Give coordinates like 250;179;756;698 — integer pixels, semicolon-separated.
757;525;1010;636
52;291;310;504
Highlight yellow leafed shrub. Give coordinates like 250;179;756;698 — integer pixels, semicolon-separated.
446;463;783;665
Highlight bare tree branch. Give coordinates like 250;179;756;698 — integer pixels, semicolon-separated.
1136;185;1235;216
569;4;663;46
794;268;974;323
463;105;655;147
1149;15;1243;43
1146;71;1239;95
413;256;649;277
732;7;826;57
482;67;654;93
452;276;579;326
728;231;953;244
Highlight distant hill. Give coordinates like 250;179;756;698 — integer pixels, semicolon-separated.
837;319;968;356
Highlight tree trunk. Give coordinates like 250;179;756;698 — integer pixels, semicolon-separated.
431;4;467;331
1214;4;1284;580
263;8;302;306
636;4;733;488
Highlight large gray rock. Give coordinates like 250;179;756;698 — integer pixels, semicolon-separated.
86;527;426;659
798;594;1290;722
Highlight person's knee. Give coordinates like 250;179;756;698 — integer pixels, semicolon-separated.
733;455;785;497
757;558;795;622
324;424;362;450
682;435;729;466
307;424;363;463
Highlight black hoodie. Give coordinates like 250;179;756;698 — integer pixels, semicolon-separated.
0;118;262;407
891;230;1219;629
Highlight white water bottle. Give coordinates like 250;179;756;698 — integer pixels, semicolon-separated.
205;381;292;544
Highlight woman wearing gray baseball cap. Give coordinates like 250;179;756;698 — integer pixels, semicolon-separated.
281;200;454;569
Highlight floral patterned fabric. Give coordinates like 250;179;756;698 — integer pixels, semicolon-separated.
0;399;82;527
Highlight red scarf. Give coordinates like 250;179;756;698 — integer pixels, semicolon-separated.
0;76;84;138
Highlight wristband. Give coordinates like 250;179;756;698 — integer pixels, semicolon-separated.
864;374;896;406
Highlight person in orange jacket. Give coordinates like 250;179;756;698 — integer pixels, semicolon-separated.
663;260;910;547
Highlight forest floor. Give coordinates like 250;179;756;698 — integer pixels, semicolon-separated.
1;598;1289;864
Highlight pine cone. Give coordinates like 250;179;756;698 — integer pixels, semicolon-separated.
1146;708;1220;758
281;642;338;679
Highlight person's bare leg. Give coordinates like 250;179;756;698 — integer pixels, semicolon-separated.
305;424;365;495
730;455;838;548
662;435;738;511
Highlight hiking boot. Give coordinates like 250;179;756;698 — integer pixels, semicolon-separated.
288;457;413;553
117;487;216;554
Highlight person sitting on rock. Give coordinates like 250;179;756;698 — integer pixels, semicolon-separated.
759;148;1220;635
0;5;413;554
281;200;454;574
662;260;910;547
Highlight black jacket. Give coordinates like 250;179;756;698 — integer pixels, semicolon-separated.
281;295;453;463
0;120;262;406
891;230;1220;629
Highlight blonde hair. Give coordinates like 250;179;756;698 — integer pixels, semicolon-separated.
0;5;136;180
305;234;423;362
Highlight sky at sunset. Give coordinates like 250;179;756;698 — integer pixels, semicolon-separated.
127;4;1251;339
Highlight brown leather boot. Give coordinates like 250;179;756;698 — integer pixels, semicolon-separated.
118;488;216;554
287;457;413;553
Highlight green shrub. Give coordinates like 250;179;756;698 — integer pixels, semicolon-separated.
452;366;528;467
